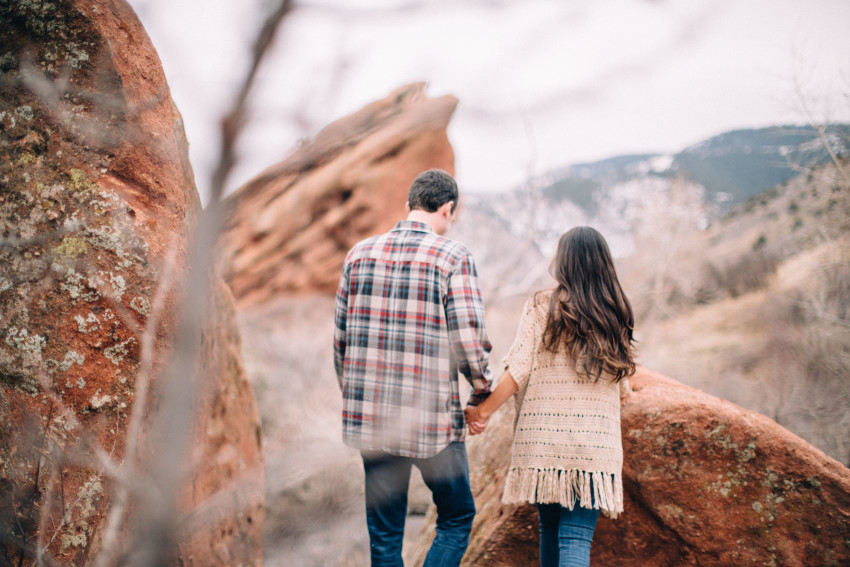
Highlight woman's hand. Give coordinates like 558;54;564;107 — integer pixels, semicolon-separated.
463;370;519;435
463;406;488;435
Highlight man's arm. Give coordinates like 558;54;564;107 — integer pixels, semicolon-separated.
445;252;493;405
333;263;350;389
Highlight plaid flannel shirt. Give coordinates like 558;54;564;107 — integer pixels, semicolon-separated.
334;220;493;458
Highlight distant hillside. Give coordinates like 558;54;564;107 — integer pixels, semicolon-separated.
453;123;850;286
674;125;850;204
542;124;850;210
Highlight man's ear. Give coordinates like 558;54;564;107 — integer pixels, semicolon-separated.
405;201;411;213
440;201;455;217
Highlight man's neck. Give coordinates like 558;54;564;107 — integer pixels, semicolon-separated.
406;210;442;234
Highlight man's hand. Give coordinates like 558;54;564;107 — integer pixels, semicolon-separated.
463;405;488;435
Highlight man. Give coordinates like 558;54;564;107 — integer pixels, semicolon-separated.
334;169;493;566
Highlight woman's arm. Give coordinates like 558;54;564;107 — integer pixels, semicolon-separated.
463;370;518;434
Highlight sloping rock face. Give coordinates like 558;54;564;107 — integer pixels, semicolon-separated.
219;82;458;306
0;1;262;564
409;369;850;566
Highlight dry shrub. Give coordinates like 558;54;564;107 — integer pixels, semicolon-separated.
760;250;850;465
797;260;850;382
622;177;713;322
696;247;782;303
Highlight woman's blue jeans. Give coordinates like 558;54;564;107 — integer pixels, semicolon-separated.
361;442;476;567
537;503;600;567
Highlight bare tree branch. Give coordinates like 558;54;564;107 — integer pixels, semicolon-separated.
93;240;179;567
126;2;295;564
211;0;295;202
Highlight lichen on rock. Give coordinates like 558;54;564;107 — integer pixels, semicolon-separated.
1;1;264;564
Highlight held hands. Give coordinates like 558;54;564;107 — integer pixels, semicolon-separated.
463;370;516;436
463;405;489;435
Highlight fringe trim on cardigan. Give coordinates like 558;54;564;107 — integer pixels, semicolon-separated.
502;467;623;518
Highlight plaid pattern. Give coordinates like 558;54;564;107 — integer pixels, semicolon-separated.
334;220;493;458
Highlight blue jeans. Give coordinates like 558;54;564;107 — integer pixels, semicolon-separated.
537;503;600;567
361;442;476;567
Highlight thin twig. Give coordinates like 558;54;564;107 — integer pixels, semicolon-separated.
210;0;295;201
41;472;105;555
123;238;180;461
93;240;179;567
35;452;59;566
13;55;172;160
488;106;542;299
0;220;83;250
789;63;849;185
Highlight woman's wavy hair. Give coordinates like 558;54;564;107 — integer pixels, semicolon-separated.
541;226;636;382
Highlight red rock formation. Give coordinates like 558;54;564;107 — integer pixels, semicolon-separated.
0;1;262;564
218;83;459;306
408;369;850;566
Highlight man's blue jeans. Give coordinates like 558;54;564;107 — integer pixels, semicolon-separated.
537;503;600;567
361;442;476;567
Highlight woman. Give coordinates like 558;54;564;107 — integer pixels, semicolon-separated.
464;226;635;567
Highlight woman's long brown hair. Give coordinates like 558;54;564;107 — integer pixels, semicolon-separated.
541;226;636;382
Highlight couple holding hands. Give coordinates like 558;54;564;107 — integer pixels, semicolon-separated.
334;169;635;567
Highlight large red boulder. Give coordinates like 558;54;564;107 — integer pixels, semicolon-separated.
408;369;850;566
218;82;459;306
0;1;262;564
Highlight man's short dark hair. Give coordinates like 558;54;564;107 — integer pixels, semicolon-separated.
407;169;458;213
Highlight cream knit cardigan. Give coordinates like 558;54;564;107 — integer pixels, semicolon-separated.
501;293;628;518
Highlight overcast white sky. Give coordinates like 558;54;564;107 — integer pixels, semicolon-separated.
127;0;850;202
